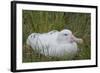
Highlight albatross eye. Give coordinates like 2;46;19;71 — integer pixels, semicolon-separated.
64;33;68;36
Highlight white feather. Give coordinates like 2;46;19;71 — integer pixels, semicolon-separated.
26;29;82;59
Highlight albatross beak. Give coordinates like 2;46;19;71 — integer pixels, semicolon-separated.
71;35;83;44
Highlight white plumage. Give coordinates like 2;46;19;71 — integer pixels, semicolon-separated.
26;29;83;59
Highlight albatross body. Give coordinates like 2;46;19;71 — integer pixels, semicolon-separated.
26;29;83;59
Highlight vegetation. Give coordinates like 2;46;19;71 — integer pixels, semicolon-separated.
22;10;91;62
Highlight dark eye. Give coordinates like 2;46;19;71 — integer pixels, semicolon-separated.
64;33;68;36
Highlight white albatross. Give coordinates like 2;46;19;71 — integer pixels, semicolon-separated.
26;29;83;59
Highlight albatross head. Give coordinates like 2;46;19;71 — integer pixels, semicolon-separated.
57;29;83;44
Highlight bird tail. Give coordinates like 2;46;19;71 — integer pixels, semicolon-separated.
26;36;31;46
26;33;38;46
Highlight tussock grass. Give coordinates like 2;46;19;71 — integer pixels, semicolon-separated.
22;10;91;62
